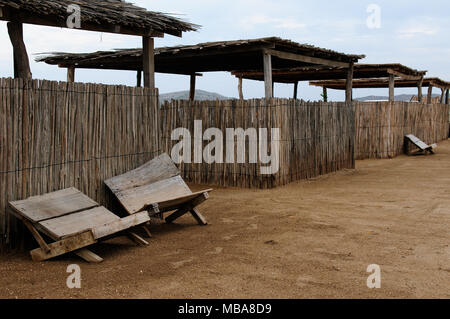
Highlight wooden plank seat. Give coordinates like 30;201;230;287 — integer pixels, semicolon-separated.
404;134;437;155
8;188;150;263
105;153;212;234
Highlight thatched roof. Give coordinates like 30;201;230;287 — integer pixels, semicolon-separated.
36;37;365;75
0;0;199;37
232;63;427;83
310;77;450;90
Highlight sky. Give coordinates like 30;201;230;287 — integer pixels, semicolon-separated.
0;0;449;101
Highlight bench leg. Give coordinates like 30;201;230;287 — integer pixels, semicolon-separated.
141;225;153;238
166;192;209;225
22;219;51;254
190;208;208;226
165;207;190;224
75;248;103;263
127;231;149;246
30;230;97;262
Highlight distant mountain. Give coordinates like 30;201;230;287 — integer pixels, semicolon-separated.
355;94;441;102
159;90;231;103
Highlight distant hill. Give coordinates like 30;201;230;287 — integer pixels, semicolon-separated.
159;90;231;103
355;94;441;102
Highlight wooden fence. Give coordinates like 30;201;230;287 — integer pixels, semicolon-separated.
3;82;448;251
355;102;449;159
160;99;355;189
0;78;159;251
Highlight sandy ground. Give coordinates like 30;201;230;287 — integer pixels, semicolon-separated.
1;140;449;299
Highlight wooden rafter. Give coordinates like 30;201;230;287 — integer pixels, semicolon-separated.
386;68;422;81
265;49;350;68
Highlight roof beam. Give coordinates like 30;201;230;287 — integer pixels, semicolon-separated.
386;68;422;81
265;49;350;68
428;80;448;90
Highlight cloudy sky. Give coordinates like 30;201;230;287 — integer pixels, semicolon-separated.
0;0;449;100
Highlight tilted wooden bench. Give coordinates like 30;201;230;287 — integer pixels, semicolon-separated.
105;153;212;236
404;134;437;155
8;188;150;263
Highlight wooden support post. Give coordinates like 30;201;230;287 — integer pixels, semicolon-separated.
427;86;433;104
189;74;196;101
137;70;142;88
142;36;155;89
22;219;51;254
323;87;328;102
293;82;298;100
417;78;423;102
440;88;445;104
446;89;449;105
67;67;75;83
75;249;103;263
166;193;209;225
345;63;354;102
29;230;97;262
127;231;149;246
238;77;244;100
263;51;273;99
389;74;395;102
7;22;32;79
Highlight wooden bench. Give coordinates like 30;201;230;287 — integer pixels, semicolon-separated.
404;134;437;155
105;153;212;236
8;188;150;263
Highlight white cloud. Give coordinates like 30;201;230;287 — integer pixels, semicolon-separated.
397;25;439;38
275;18;306;29
240;14;306;30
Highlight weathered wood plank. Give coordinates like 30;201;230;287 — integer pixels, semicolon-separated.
9;187;99;223
405;134;435;152
39;206;119;239
30;230;97;262
91;211;150;240
114;175;192;214
104;153;179;194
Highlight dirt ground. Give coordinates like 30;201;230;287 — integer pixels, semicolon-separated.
1;140;449;299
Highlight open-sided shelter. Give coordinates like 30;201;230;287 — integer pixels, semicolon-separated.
310;77;450;104
0;0;198;87
233;64;427;102
0;0;198;251
36;37;365;100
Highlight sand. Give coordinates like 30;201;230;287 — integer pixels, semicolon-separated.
1;140;449;299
